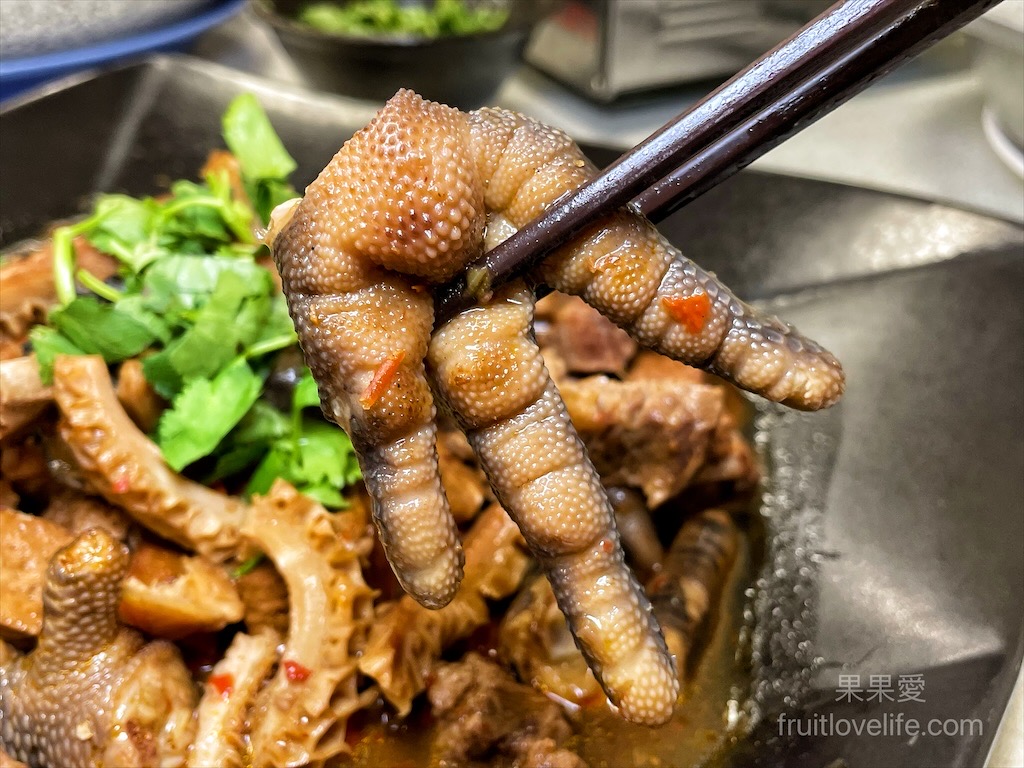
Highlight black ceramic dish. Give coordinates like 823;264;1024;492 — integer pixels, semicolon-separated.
252;0;548;108
1;57;1022;768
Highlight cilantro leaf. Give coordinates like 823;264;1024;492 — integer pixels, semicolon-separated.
30;326;84;384
84;181;256;272
244;443;291;499
245;417;360;508
84;195;168;273
142;353;185;401
248;177;299;227
207;442;271;483
207;397;294;481
157;358;263;471
297;419;363;488
142;255;270;313
222;94;297;183
115;295;172;345
142;268;277;396
292;368;322;411
204;400;292;482
30;94;361;510
252;293;298;349
145;273;266;391
49;297;160;363
298;483;346;509
159;179;255;248
234;292;276;350
232;400;292;444
91;194;153;244
221;94;298;224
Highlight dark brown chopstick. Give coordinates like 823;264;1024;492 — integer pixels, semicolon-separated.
635;0;1003;222
434;0;1000;323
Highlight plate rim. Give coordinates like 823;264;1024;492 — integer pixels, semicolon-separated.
0;0;247;79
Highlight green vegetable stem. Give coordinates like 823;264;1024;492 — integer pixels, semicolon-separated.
34;93;361;508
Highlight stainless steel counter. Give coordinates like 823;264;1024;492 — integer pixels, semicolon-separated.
194;9;1023;223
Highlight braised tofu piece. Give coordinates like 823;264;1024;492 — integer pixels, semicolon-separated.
118;541;244;639
0;507;72;640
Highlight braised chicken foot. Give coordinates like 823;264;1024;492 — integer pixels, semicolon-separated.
0;529;195;768
268;89;844;726
429;282;677;724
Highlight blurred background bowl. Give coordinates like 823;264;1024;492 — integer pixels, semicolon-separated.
252;0;551;108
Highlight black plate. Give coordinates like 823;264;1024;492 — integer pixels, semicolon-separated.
2;56;1022;768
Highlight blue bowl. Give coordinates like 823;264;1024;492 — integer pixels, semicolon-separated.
0;0;246;101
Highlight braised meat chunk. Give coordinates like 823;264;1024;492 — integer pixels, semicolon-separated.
560;375;725;508
428;653;587;768
534;294;637;377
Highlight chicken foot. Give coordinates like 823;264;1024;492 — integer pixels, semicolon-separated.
429;282;678;724
647;509;740;678
270;91;484;608
268;89;844;726
466;106;845;411
0;529;195;768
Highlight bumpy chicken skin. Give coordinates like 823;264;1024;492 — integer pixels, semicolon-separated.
269;89;845;725
429;282;677;724
271;91;480;608
0;529;195;768
465;106;844;411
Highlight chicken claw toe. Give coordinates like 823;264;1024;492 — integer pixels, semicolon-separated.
465;107;846;411
429;283;679;724
270;90;484;608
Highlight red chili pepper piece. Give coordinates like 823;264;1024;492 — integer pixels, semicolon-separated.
208;672;234;697
661;293;712;334
283;659;312;682
359;351;406;409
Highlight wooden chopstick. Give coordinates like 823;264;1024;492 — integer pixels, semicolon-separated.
434;0;1000;323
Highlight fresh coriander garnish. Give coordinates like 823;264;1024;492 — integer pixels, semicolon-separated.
297;0;508;39
34;94;360;507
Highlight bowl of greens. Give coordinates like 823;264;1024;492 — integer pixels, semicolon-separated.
253;0;549;108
